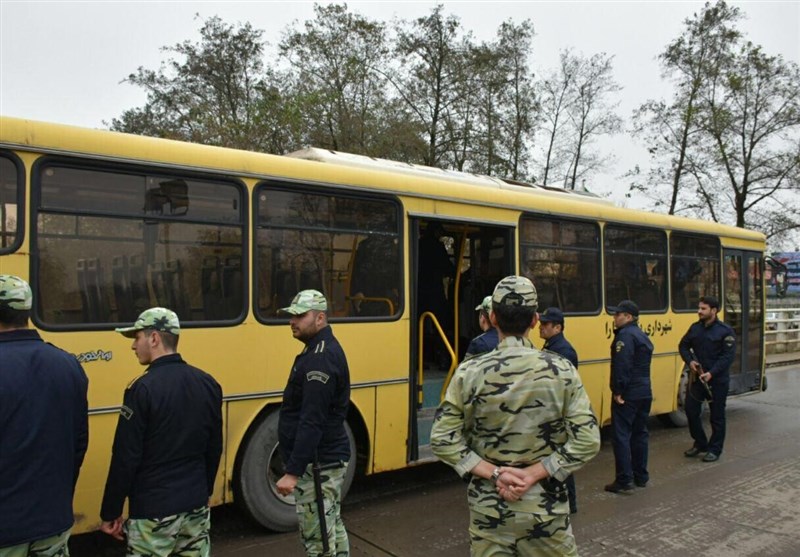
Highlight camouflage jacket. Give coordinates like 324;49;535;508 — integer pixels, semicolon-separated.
431;336;600;516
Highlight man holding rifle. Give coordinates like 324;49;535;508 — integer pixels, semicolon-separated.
277;290;351;557
679;296;736;463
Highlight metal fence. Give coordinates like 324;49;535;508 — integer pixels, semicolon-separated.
765;307;800;354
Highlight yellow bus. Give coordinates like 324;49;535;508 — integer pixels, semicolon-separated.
0;117;766;533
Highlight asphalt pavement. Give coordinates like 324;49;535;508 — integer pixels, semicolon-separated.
71;362;800;556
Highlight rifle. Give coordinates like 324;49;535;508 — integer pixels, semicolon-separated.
312;455;331;556
688;349;713;398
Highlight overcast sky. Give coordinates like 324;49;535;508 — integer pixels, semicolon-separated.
1;1;798;211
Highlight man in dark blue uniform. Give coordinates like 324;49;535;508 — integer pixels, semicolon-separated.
605;300;653;493
464;295;499;360
538;307;580;513
679;296;736;462
0;275;88;556
100;307;223;556
277;290;351;557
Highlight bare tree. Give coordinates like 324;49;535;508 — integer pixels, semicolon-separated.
630;1;742;213
562;53;623;190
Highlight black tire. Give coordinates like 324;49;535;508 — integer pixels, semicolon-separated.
659;369;689;428
235;410;357;532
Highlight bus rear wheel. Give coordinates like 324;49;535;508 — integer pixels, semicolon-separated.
235;410;357;531
659;369;689;428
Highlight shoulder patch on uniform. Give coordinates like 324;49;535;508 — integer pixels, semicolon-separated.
724;335;735;346
615;340;625;353
120;405;134;420
306;370;330;384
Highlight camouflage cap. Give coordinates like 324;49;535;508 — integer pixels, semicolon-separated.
280;289;328;315
0;275;33;310
474;295;492;313
492;275;538;309
115;307;181;338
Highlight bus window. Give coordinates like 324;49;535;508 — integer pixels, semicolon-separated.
34;164;245;327
255;185;401;320
520;216;600;313
670;233;720;311
604;225;667;312
0;154;22;252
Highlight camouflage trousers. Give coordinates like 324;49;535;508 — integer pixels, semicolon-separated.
294;461;349;557
124;506;210;557
469;508;577;557
0;530;70;557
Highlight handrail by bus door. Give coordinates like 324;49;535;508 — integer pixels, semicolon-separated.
417;312;457;408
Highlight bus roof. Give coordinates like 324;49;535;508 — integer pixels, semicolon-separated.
0;116;766;246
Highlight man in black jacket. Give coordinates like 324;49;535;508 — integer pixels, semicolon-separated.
679;296;736;462
605;300;653;494
277;289;351;557
100;307;222;556
538;307;580;513
0;275;88;556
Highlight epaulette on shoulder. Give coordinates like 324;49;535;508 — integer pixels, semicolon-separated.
126;371;148;390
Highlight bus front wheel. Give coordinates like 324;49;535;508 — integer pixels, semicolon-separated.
235;410;357;531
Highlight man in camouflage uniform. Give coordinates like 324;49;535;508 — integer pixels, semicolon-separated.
100;308;223;557
431;276;600;556
277;290;351;557
0;275;88;557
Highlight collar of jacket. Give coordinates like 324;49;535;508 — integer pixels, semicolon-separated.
0;328;42;343
146;352;186;371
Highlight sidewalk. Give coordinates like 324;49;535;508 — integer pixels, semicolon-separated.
767;351;800;367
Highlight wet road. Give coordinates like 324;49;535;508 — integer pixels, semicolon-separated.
71;364;800;556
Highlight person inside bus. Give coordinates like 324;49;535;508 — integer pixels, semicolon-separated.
418;222;456;367
0;275;89;556
678;296;736;463
538;307;580;513
463;295;498;360
100;307;223;556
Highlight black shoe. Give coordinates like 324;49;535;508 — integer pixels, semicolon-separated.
634;479;648;488
570;506;578;514
604;481;634;494
684;447;705;457
702;452;719;462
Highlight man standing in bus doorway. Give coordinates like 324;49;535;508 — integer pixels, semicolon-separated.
100;307;223;556
538;307;580;514
605;300;654;494
277;290;352;557
463;295;498;360
0;275;88;557
431;276;600;556
679;296;736;463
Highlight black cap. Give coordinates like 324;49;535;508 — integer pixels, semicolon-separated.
539;307;564;324
608;300;639;317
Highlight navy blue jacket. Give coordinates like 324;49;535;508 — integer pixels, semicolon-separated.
610;322;653;400
465;327;499;359
679;319;736;382
279;326;351;476
100;353;222;520
543;332;579;369
0;329;88;548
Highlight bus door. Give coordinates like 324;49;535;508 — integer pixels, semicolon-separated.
723;250;765;395
409;218;514;461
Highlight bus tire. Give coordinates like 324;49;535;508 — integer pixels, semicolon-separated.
235;410;357;532
659;369;689;428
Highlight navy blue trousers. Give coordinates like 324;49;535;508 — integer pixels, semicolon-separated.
685;378;729;456
611;397;652;485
